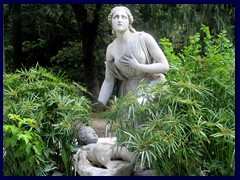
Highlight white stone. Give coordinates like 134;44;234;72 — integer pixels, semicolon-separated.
98;6;169;106
76;160;134;176
74;142;135;176
97;137;116;144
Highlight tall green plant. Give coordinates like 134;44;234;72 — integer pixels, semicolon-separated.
3;114;56;176
3;65;92;175
103;26;235;176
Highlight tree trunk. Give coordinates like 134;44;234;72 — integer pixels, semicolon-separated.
12;4;22;71
71;4;102;99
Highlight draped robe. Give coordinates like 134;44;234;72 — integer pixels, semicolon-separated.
105;31;166;96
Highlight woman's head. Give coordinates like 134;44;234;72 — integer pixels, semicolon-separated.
108;6;136;34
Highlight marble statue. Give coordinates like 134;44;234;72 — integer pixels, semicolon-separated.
74;126;135;176
74;143;135;176
98;6;169;106
77;126;98;145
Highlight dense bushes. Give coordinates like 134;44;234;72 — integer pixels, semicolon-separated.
3;24;235;176
104;25;235;176
50;41;85;83
3;65;92;175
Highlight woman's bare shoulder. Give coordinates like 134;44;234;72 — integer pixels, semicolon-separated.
140;32;155;42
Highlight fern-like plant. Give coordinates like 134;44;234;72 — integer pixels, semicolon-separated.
3;64;92;175
102;25;235;176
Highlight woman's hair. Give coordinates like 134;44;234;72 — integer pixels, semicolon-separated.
108;6;136;34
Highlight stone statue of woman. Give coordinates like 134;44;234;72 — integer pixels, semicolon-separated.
97;6;169;106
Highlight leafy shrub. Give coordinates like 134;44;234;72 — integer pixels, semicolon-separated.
3;65;92;175
50;41;84;83
4;44;13;72
103;25;235;176
4;114;56;176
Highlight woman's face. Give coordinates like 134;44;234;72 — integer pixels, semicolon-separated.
111;10;129;33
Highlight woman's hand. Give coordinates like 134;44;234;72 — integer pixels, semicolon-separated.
119;53;139;69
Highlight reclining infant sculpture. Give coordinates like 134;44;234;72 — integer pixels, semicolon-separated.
73;126;135;176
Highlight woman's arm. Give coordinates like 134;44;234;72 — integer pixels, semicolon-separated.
120;33;169;74
98;70;115;105
98;46;115;105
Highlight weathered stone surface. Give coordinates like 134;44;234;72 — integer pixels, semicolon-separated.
52;171;64;176
97;137;116;144
97;6;169;107
77;126;98;145
76;160;134;176
73;138;135;176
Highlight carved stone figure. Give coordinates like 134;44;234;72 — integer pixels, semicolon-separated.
74;143;135;176
98;6;169;106
77;126;98;145
74;126;135;176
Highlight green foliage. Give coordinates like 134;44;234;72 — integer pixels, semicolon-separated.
4;4;80;72
4;114;56;176
103;26;235;176
3;65;92;175
22;38;48;67
137;4;235;52
50;41;84;82
4;44;13;72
